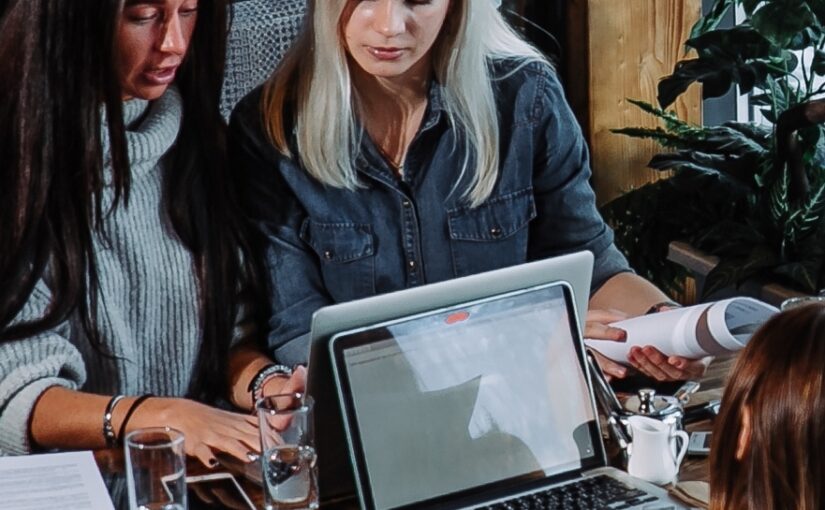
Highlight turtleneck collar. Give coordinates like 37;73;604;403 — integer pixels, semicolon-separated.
103;86;183;184
121;86;183;180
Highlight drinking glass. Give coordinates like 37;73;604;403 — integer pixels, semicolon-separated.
257;393;318;510
125;427;187;510
781;295;825;311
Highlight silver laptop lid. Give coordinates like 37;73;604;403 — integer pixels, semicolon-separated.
330;282;605;510
308;252;595;503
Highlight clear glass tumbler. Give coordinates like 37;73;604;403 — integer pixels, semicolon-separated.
780;295;825;311
257;393;318;510
125;427;187;510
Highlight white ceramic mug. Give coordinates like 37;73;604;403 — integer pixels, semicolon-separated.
626;415;689;486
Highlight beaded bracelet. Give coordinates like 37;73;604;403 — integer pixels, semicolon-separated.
103;395;126;448
248;364;293;403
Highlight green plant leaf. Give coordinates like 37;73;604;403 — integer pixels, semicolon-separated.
751;1;816;48
610;127;694;148
774;260;821;291
785;180;825;242
658;26;791;107
769;170;791;225
609;0;825;298
806;0;825;28
741;0;762;16
690;0;734;40
787;25;823;50
813;49;825;75
702;246;779;298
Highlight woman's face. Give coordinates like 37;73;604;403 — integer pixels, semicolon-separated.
116;0;199;100
343;0;452;81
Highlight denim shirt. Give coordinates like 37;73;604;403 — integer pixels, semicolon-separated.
229;59;630;365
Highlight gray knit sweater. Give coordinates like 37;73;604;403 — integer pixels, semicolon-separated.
0;88;206;455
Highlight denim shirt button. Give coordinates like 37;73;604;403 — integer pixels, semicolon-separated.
408;260;417;270
402;200;411;208
490;227;502;238
323;250;334;260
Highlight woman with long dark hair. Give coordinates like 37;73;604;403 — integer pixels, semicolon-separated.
0;0;301;466
229;0;708;381
710;303;825;510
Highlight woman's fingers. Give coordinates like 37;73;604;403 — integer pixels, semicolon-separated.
667;355;709;379
189;484;215;506
587;309;629;323
210;437;262;464
585;321;627;342
192;443;219;469
590;350;627;379
585;308;629;342
629;346;680;381
282;366;307;394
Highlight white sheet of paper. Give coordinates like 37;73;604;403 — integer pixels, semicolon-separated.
0;451;114;510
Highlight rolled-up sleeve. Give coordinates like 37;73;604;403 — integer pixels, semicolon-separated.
0;282;86;455
528;69;631;291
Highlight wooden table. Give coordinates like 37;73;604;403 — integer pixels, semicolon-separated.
96;357;734;508
675;355;732;483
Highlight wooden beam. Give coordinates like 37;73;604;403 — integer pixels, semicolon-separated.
567;0;703;205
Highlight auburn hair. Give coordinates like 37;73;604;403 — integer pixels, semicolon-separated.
710;303;825;510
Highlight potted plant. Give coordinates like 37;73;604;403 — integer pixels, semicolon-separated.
602;0;825;298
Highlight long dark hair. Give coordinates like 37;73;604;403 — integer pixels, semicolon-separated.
0;0;260;402
709;303;825;510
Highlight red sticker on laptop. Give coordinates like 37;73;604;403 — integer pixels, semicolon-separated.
445;311;470;324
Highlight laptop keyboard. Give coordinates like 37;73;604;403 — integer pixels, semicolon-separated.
480;475;660;510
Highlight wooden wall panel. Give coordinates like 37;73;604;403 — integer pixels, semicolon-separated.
567;0;703;205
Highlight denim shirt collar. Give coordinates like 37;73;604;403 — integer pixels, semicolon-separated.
356;79;447;187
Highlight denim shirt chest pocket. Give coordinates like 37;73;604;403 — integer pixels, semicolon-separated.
300;220;376;302
447;187;537;277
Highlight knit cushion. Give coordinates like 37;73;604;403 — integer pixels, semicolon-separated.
221;0;307;119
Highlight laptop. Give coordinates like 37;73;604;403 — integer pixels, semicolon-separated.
327;281;689;510
307;252;595;504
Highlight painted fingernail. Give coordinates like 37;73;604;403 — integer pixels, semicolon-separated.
247;452;260;462
617;330;627;341
208;458;219;468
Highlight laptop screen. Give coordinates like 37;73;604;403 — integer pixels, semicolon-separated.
333;283;601;510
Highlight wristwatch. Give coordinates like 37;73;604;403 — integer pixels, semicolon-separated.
645;301;682;315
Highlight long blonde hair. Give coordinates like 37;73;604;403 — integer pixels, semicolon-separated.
262;0;545;207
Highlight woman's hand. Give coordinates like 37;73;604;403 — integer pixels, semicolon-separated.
260;365;307;396
126;397;260;468
585;308;709;382
627;346;708;381
585;309;630;380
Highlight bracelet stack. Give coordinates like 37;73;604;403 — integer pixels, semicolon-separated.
117;394;155;444
248;364;293;403
102;393;155;448
102;395;125;448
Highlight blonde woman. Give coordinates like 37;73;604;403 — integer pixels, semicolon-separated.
229;0;707;381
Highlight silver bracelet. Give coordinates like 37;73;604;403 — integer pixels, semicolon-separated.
249;364;293;403
103;395;125;448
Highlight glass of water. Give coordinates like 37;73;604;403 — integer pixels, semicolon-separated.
781;295;825;311
257;392;318;510
125;427;187;510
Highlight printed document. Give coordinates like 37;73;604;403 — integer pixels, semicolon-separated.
0;451;114;510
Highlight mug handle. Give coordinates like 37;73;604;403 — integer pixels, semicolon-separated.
671;430;690;467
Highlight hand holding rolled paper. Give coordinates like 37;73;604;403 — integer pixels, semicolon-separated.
585;297;778;365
